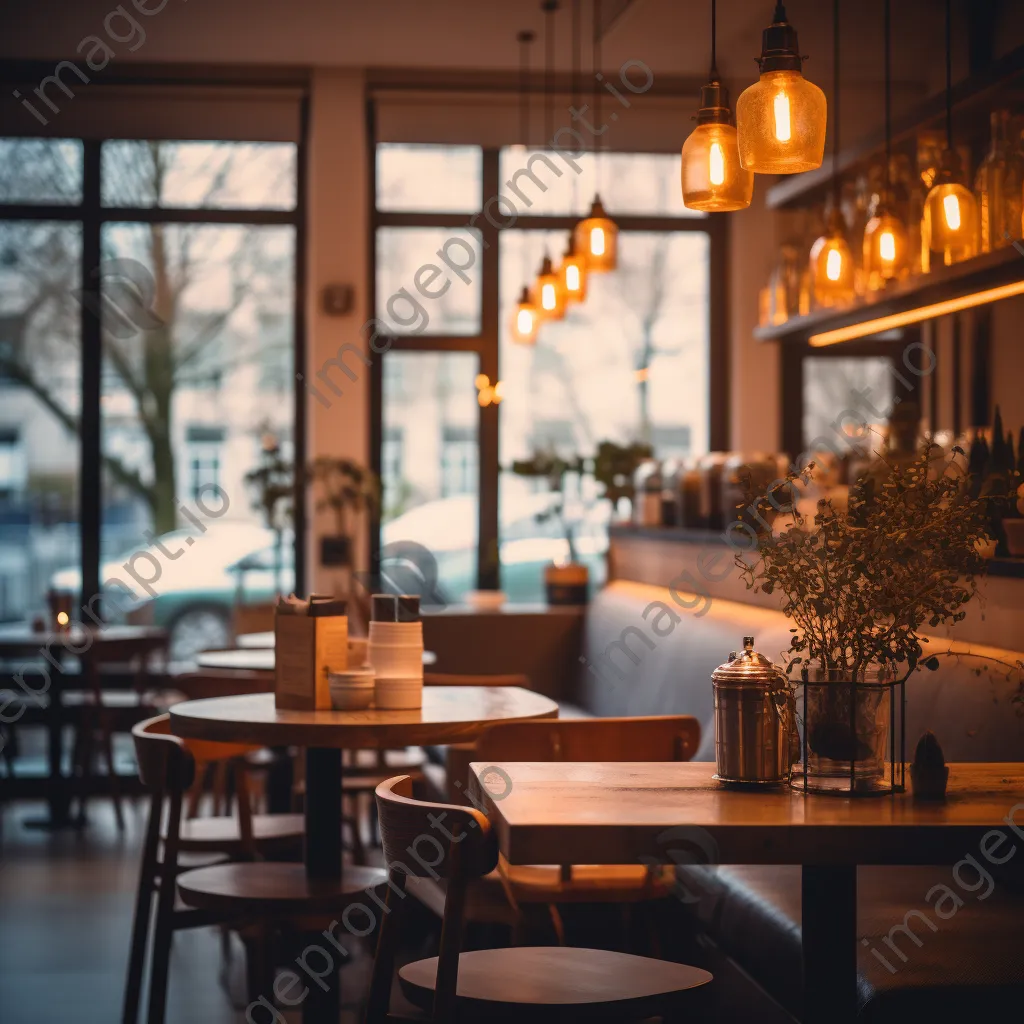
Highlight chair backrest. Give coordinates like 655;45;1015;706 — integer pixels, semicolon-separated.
132;714;260;791
370;776;496;1022
473;715;701;763
131;715;196;794
375;775;497;879
424;672;530;688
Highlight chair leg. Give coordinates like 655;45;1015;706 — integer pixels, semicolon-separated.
146;791;183;1024
240;925;275;1006
101;713;125;831
547;903;567;946
122;792;162;1024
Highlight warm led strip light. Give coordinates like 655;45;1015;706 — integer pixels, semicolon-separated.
809;277;1024;346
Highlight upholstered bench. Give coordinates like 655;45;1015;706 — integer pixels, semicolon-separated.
673;862;1024;1022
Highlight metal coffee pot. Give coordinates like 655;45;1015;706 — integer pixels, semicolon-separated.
712;636;795;786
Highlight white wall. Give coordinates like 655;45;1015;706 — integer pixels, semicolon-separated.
306;69;370;594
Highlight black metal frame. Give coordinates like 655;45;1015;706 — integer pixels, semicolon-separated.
794;671;906;797
0;122;310;609
367;122;730;591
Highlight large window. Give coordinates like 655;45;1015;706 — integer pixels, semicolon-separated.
0;136;302;662
373;142;724;605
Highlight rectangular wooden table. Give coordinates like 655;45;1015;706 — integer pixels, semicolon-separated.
469;760;1024;1024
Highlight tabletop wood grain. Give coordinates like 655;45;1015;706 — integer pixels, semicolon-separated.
170;687;559;748
468;761;1024;866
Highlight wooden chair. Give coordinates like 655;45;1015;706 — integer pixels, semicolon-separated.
442;716;700;944
72;633;169;829
124;714;309;1024
367;775;712;1023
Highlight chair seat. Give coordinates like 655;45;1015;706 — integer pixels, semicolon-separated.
399;946;712;1019
170;813;305;852
176;862;387;915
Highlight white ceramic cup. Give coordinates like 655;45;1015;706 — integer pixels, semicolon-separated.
374;675;423;710
368;642;424;678
369;620;423;643
328;667;376;711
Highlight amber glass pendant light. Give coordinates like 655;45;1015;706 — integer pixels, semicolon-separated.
534;1;568;319
736;2;827;174
575;0;618;270
682;0;753;211
558;0;589;302
536;255;567;320
809;0;855;307
560;236;588;302
511;285;541;345
863;0;909;290
923;0;978;267
510;29;541;345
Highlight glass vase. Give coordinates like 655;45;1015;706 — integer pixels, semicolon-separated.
793;665;903;796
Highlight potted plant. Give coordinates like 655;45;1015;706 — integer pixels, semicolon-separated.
510;448;590;605
739;442;1009;794
308;456;379;572
244;429;293;598
592;439;654;522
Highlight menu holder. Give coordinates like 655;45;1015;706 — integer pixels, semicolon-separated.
274;595;348;710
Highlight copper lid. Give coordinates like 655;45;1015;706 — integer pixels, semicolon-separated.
712;636;783;686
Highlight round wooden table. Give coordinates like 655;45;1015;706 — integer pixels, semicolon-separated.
170;686;558;1023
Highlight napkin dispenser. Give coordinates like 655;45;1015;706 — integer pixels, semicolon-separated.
274;595;348;710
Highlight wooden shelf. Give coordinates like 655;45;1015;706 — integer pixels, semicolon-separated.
765;43;1024;211
753;244;1024;344
610;525;1024;579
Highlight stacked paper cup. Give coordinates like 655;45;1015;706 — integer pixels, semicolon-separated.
368;594;424;709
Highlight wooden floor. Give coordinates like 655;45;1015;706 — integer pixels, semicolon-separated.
0;800;373;1024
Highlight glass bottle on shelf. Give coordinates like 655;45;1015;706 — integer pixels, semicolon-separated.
974;110;1024;253
768;244;802;324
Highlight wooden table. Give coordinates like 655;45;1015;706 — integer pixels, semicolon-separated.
0;624;168;829
171;687;558;1023
469;760;1024;1024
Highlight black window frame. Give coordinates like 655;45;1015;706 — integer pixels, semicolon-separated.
368;119;730;591
0;120;310;610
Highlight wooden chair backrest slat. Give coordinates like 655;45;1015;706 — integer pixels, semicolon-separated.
139;713;260;764
375;776;497;879
132;715;195;792
473;715;700;764
424;673;530;688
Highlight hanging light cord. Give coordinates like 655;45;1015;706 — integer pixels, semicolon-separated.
572;0;581;207
884;0;892;190
593;0;602;190
710;0;718;80
832;0;841;206
945;0;953;148
518;31;534;147
544;1;556;148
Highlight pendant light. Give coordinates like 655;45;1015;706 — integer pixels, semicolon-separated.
735;2;827;174
808;0;855;307
537;254;567;320
511;29;541;345
863;0;909;290
575;0;618;270
559;0;589;302
923;0;978;267
535;0;568;320
681;0;753;211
